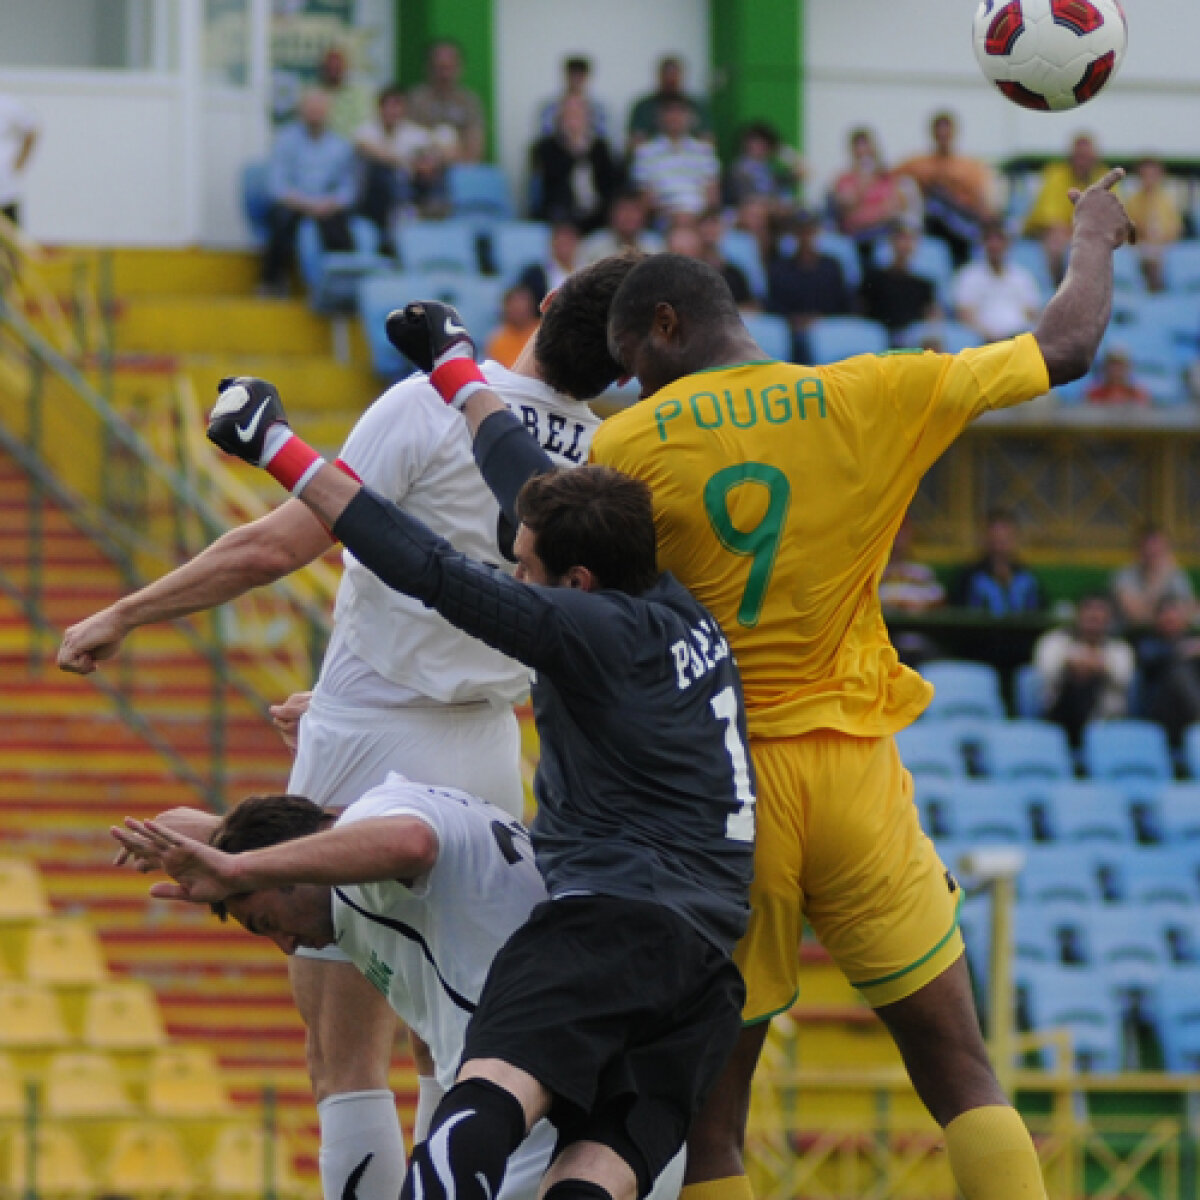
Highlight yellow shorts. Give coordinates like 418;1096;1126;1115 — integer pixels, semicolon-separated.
735;730;963;1023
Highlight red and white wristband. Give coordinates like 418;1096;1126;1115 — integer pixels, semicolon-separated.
430;358;489;410
261;427;326;495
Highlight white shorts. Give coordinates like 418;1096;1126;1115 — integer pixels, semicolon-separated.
289;693;524;963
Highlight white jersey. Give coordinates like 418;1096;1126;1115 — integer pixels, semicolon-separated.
330;775;555;1199
323;362;601;708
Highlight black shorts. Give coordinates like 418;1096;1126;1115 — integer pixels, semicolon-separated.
461;895;745;1196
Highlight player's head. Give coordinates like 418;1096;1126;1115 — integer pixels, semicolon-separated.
607;252;747;397
210;794;335;954
513;466;658;595
533;251;644;401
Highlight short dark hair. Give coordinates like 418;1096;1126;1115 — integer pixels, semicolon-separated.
608;253;740;343
516;467;658;594
209;794;326;919
565;56;590;74
377;83;405;106
986;506;1017;527
534;251;644;400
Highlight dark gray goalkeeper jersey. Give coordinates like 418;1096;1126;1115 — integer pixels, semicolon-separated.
334;491;755;956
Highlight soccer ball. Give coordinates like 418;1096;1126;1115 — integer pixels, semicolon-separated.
972;0;1128;111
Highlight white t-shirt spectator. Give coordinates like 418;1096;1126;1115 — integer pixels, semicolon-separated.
632;134;719;217
952;259;1042;342
354;116;454;169
0;94;38;208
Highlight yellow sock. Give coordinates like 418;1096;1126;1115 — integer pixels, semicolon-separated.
945;1105;1047;1200
680;1178;754;1200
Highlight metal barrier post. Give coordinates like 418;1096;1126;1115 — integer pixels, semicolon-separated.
22;1081;38;1200
263;1083;278;1200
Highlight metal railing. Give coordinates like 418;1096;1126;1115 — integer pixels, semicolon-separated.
0;219;336;811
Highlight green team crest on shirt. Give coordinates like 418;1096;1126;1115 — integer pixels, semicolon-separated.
364;951;394;996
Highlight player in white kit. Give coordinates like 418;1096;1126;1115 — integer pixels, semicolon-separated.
57;254;641;1200
112;775;685;1200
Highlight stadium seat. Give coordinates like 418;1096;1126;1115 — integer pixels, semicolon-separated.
1085;909;1167;987
976;719;1073;780
720;229;768;300
1110;244;1146;294
395;218;481;274
877;235;955;305
1006;239;1054;300
897;319;982;355
100;1121;196;1197
1040;782;1134;843
1081;719;1173;783
1154;783;1200;844
241;161;271;246
914;780;958;839
1162;240;1200;293
6;1127;94;1196
894;724;966;780
1017;964;1123;1071
946;780;1031;845
0;857;50;924
22;918;108;987
814;230;861;290
44;1050;133;1118
1181;724;1200;779
0;982;71;1052
1157;905;1200;965
1015;900;1088;966
0;1051;24;1119
1102;847;1198;907
806;316;889;365
740;311;792;361
82;980;167;1052
146;1047;229;1116
921;660;1005;720
1156;967;1200;1071
209;1123;299;1198
1012;664;1044;719
447;164;514;219
489;220;551;283
1018;846;1102;905
295;216;388;315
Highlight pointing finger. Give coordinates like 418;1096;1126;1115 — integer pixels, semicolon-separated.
1095;166;1126;192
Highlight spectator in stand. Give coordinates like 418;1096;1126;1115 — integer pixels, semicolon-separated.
627;55;712;150
484;283;540;369
407;39;485;163
696;209;755;308
577;189;663;267
733;194;775;267
631;96;720;224
952;508;1043;616
1136;596;1200;747
726;121;803;214
830;127;920;272
1025;133;1111;286
860;222;939;341
880;513;946;667
897;111;998;268
516;220;580;306
952;219;1042;343
262;89;356;296
1112;524;1196;628
355;85;451;241
1033;593;1134;747
0;91;38;227
1085;345;1151;406
317;44;374;142
1124;156;1183;292
767;210;852;362
529;93;621;235
537;55;609;142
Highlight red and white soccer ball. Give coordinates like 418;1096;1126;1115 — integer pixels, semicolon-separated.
972;0;1128;111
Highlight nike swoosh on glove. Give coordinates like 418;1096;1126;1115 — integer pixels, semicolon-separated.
208;376;290;465
385;301;476;373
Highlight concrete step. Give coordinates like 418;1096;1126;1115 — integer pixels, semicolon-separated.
114;297;333;357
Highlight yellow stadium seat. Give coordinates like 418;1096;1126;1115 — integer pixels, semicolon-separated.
22;917;109;987
0;1052;25;1120
100;1121;196;1198
82;979;168;1051
146;1046;229;1116
0;982;70;1051
209;1123;299;1198
0;858;50;923
43;1050;134;1118
6;1127;94;1197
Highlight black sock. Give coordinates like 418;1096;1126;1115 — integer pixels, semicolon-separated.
543;1181;615;1200
400;1078;526;1200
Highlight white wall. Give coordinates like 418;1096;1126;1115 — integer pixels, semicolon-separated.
803;1;1200;198
493;0;709;204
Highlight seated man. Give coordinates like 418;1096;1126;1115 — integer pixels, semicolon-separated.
204;340;755;1200
952;220;1042;343
115;776;685;1200
263;89;356;294
631;97;720;224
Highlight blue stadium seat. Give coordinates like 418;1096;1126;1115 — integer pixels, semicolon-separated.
719;229;767;301
488;220;551;283
1111;245;1146;294
1162;240;1200;293
1019;846;1102;905
814;231;861;290
395;219;481;274
1182;724;1200;779
806;317;889;365
946;780;1032;845
877;236;955;305
914;780;958;839
1155;783;1200;843
447;164;515;220
894;724;966;780
1156;967;1200;1071
1157;906;1200;965
241;161;271;246
1082;719;1173;783
1012;664;1045;719
1015;900;1088;966
958;891;992;989
296;217;388;314
1040;782;1135;844
976;719;1073;780
921;660;1005;720
1085;909;1168;986
740;311;792;362
1102;847;1198;908
896;319;983;355
1006;239;1054;300
1017;965;1123;1071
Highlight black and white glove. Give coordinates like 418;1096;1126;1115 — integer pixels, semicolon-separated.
385;301;487;409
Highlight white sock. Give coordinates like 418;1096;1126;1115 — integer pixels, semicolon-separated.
412;1074;445;1145
317;1089;406;1200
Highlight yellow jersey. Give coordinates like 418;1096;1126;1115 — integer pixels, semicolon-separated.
589;334;1050;739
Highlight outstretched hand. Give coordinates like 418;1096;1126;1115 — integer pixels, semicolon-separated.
269;690;312;753
1069;167;1137;248
110;818;240;904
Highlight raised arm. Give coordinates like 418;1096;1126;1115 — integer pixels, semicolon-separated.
1033;168;1137;387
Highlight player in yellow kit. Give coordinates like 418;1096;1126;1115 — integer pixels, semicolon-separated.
594;170;1135;1200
